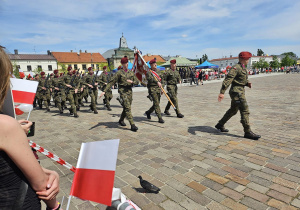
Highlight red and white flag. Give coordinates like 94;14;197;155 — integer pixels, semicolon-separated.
19;69;25;79
70;139;120;206
10;78;38;116
132;51;149;84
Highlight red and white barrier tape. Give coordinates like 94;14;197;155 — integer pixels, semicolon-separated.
28;140;76;173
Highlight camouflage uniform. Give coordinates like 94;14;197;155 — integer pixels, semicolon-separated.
37;76;51;110
83;73;98;112
62;73;78;116
98;72;113;110
146;69;164;120
218;63;251;132
51;75;65;113
164;69;183;115
104;69;139;125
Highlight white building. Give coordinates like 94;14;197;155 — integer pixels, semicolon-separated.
210;55;282;69
8;50;57;75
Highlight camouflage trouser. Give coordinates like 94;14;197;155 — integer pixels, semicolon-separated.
103;86;113;108
94;89;98;104
89;89;97;111
53;91;63;111
82;87;89;101
219;87;251;132
147;86;162;119
119;88;134;125
165;85;181;114
38;90;50;108
66;91;77;114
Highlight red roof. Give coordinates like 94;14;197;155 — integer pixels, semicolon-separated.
143;54;166;63
52;52;107;63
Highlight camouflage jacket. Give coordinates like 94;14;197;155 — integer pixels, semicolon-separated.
37;77;50;91
220;62;249;94
146;69;164;88
98;72;112;90
104;69;139;92
51;76;64;89
62;74;80;89
83;73;97;86
164;69;181;85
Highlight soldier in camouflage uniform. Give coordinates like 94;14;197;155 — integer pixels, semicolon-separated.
98;66;113;111
71;70;82;111
48;73;54;106
37;71;51;111
145;59;164;123
33;74;40;107
164;59;184;118
62;66;79;117
51;70;64;114
215;51;261;140
83;67;98;114
100;56;139;132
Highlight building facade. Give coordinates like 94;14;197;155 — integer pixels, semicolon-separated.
52;50;107;72
8;50;57;75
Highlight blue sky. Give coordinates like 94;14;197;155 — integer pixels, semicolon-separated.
1;0;299;59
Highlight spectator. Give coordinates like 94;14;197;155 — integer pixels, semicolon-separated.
0;46;61;210
198;69;204;85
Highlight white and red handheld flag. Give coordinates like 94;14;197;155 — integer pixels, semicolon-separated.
10;78;38;118
69;139;120;206
19;69;25;79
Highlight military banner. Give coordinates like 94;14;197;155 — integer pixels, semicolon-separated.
132;50;149;85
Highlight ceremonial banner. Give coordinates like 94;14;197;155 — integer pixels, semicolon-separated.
70;139;120;206
132;51;149;84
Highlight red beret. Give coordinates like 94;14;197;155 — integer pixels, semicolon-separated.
121;56;128;64
170;59;176;64
67;66;72;71
54;70;58;74
88;67;92;70
118;66;121;70
72;70;76;74
149;59;156;64
103;66;107;70
60;73;64;76
35;74;39;77
40;71;45;76
239;51;252;59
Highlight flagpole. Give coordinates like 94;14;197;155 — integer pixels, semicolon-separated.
26;110;31;121
149;69;176;110
66;196;72;210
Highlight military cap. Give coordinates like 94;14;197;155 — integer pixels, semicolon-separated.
118;66;121;70
54;69;59;74
67;66;72;71
60;73;64;76
170;59;176;64
88;67;92;70
121;56;128;64
40;71;45;76
103;66;107;70
239;51;252;59
50;73;54;76
149;59;156;64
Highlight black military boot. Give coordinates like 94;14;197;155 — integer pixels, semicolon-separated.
106;105;112;111
94;109;98;114
244;131;261;140
164;110;170;115
118;120;126;126
74;113;79;118
158;118;165;123
59;109;63;114
215;123;229;132
76;106;80;111
46;107;50;112
177;113;184;118
145;111;151;119
130;124;138;132
69;109;74;116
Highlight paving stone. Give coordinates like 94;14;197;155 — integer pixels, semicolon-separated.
246;182;269;194
241;196;269;210
206;173;230;184
267;190;293;203
201;179;224;191
269;183;298;197
186;190;212;206
207;201;230;210
187;181;207;193
159;200;185;210
221;198;248;210
242;188;270;203
160;185;186;203
222;166;249;178
219;187;244;201
291;199;300;208
203;188;227;202
272;177;299;190
225;173;250;186
179;198;207;210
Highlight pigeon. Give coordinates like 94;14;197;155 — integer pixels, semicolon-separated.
138;175;160;193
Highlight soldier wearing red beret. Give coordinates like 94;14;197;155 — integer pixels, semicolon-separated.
145;59;165;123
82;66;99;114
100;56;139;131
51;69;66;114
37;71;51;111
98;66;113;111
216;51;260;140
164;59;184;118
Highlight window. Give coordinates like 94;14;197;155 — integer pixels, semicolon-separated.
27;65;32;71
230;63;232;66
96;64;99;70
48;65;52;71
74;64;78;70
17;65;20;69
91;64;94;68
82;64;87;70
38;65;42;70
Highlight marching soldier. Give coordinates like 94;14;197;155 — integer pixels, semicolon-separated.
215;51;261;140
83;67;98;114
145;59;164;123
33;74;40;107
51;70;65;114
62;66;79;117
49;73;54;106
98;66;113;111
37;71;50;111
164;59;184;118
100;56;139;132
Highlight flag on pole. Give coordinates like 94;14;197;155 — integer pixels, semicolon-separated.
19;69;25;79
70;139;120;206
132;51;149;84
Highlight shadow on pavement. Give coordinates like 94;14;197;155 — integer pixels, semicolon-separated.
188;126;242;138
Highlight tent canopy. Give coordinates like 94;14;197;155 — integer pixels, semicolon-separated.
195;60;219;69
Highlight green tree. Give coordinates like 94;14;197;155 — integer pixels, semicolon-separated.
33;67;43;75
281;55;295;67
202;54;208;62
11;60;20;78
257;49;264;56
58;62;67;74
269;56;280;69
281;52;297;58
253;58;268;70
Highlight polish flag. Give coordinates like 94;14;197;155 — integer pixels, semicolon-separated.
10;78;38;105
19;69;25;79
70;139;120;206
